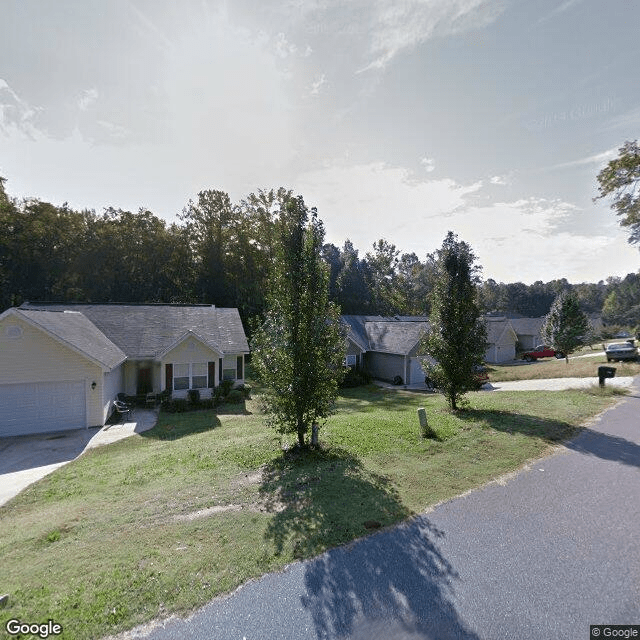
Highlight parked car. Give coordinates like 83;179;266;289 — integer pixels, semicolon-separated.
605;342;638;362
521;345;564;361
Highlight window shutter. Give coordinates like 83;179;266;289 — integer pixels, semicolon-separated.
219;358;223;383
208;361;216;388
165;363;173;391
237;355;243;379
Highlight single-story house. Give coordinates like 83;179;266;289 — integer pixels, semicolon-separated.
484;316;518;363
509;317;546;351
341;315;433;385
0;302;249;437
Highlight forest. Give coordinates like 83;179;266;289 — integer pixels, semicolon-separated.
1;176;639;331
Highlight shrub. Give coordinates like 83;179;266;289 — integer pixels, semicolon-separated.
187;389;200;405
340;368;372;388
219;379;234;396
226;389;244;404
233;383;252;399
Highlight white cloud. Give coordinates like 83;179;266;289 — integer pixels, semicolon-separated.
310;74;327;96
357;0;506;72
78;88;98;111
548;147;618;171
275;32;298;58
489;175;507;185
421;157;436;172
294;159;638;283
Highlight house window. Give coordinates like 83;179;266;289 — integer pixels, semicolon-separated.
192;363;208;389
173;363;208;390
173;364;190;390
344;355;357;367
223;355;237;381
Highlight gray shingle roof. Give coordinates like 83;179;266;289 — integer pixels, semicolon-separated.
509;317;545;336
15;308;126;370
20;303;249;359
341;316;429;355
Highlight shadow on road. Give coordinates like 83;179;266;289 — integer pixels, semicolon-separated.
259;446;479;639
301;514;480;639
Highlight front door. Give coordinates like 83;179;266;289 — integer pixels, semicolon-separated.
137;367;152;394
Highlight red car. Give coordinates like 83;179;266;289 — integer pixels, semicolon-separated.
521;345;564;361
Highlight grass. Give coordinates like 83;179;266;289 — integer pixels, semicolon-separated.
0;385;625;639
488;352;640;382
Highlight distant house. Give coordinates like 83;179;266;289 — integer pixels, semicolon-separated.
341;316;432;385
484;316;518;363
0;303;249;437
509;317;546;351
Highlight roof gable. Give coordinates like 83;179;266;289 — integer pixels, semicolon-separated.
5;308;126;370
19;303;249;359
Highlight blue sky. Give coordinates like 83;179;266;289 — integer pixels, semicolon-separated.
1;0;639;283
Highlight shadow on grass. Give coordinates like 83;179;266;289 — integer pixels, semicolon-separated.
301;513;480;639
459;406;640;468
140;413;222;441
259;445;411;559
337;386;430;412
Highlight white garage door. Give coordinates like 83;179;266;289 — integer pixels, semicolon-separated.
0;381;86;437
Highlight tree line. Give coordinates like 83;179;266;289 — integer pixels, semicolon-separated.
1;175;638;329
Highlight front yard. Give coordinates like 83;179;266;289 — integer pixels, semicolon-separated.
0;385;625;639
487;352;640;382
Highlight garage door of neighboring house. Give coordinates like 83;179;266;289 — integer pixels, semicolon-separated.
0;380;86;437
409;357;427;385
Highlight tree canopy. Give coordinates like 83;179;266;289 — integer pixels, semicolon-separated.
596;140;640;244
421;232;487;411
250;195;346;447
541;291;590;363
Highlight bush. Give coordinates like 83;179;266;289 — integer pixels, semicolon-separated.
226;389;244;404
233;383;252;399
187;389;200;405
340;368;372;388
219;379;234;396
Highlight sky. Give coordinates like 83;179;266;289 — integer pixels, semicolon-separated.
1;0;639;285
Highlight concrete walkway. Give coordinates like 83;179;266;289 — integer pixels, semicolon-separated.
0;409;157;507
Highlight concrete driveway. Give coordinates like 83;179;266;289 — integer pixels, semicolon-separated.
0;409;157;507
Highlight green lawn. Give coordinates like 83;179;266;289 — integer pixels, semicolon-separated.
488;352;640;382
0;386;623;639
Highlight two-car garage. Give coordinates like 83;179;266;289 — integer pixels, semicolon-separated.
0;380;86;438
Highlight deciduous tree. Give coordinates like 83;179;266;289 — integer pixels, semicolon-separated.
541;291;590;363
421;232;487;411
251;196;346;448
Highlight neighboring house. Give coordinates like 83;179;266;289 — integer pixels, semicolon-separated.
341;316;432;385
509;317;546;351
484;316;518;363
0;303;249;437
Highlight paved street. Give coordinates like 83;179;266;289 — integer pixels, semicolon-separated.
116;381;640;640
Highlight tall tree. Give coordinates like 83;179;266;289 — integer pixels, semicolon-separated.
541;291;590;363
421;232;487;411
595;140;640;245
251;196;346;448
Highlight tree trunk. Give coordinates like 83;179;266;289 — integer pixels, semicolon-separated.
297;422;306;448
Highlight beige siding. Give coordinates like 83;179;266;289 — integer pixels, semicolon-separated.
161;336;220;398
0;314;105;427
103;364;124;423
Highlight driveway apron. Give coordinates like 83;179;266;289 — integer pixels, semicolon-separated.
120;386;640;639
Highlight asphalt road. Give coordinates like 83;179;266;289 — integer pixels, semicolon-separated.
118;386;640;640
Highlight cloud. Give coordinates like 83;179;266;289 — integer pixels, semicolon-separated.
275;32;298;58
357;0;506;72
421;157;436;172
0;79;41;137
547;147;618;171
310;74;327;96
294;159;638;282
78;88;98;111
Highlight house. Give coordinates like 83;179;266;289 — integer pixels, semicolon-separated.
0;303;249;438
341;316;433;385
509;317;546;351
483;316;518;363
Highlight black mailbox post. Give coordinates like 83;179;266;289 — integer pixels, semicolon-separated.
598;365;616;387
